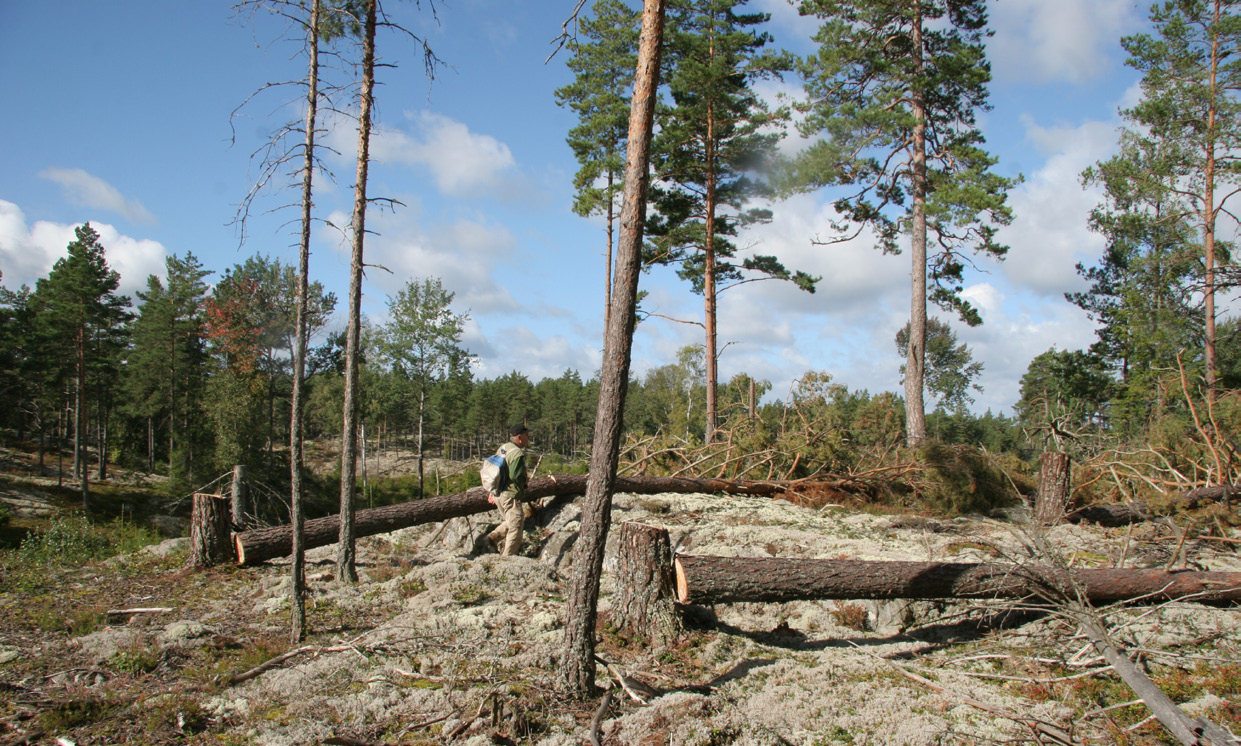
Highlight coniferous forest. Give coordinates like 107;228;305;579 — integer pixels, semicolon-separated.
0;0;1239;521
3;2;1241;744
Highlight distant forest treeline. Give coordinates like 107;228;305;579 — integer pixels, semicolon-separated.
1;225;1239;508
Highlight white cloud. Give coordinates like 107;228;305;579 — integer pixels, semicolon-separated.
472;325;601;382
326;206;520;319
989;0;1144;85
958;284;1099;413
998;117;1120;297
38;167;156;224
370;112;518;197
0;200;166;298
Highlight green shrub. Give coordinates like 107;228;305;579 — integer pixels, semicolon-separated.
5;513;161;591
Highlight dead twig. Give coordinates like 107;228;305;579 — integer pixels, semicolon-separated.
226;643;354;685
588;688;614;746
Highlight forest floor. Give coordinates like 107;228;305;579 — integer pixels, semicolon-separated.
0;445;1240;745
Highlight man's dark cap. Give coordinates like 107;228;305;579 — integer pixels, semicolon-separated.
510;424;530;436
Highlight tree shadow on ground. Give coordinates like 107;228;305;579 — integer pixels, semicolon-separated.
681;603;1050;657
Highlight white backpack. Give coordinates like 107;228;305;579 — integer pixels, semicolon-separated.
480;449;509;494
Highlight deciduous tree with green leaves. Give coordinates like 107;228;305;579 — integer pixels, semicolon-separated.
895;317;982;414
648;0;816;443
788;0;1016;447
377;277;475;497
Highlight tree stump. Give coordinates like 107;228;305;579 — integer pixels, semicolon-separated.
612;523;682;647
1035;451;1072;526
189;493;234;568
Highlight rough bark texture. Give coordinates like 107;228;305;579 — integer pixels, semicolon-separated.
674;555;1241;606
337;0;377;584
234;475;815;566
1181;484;1237;506
560;0;666;698
230;464;249;528
612;523;682;647
189;494;234;568
289;0;321;644
904;5;928;449
1035;451;1071;526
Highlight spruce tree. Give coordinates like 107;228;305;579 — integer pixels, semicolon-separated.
789;0;1016;447
1077;132;1200;431
125;253;211;479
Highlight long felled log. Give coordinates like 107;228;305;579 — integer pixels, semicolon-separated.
1067;484;1239;527
234;475;804;565
674;555;1241;606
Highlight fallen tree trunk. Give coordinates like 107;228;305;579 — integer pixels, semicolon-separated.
1067;484;1239;527
1064;502;1150;527
234;475;815;565
674;556;1241;606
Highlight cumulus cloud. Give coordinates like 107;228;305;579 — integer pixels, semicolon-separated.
989;0;1144;85
472;325;601;382
0;200;166;298
997;117;1120;297
326;206;520;320
369;112;519;197
957;283;1099;413
38;168;156;224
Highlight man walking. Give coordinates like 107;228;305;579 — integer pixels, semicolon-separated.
487;424;529;556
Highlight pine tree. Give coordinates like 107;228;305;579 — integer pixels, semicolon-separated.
0;275;33;440
28;224;132;508
555;0;642;321
649;0;816;442
789;0;1016;447
1077;131;1200;430
561;0;667;698
1102;0;1241;404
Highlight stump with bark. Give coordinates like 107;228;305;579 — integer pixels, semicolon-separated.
189;493;234;568
1035;451;1071;526
612;523;681;646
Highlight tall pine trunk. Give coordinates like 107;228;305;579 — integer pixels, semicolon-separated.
904;4;928;449
290;0;322;641
560;0;665;698
75;329;89;508
1203;0;1222;405
338;0;377;583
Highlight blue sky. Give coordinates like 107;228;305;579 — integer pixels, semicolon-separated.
0;0;1188;416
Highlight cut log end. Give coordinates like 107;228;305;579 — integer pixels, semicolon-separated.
674;557;689;604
